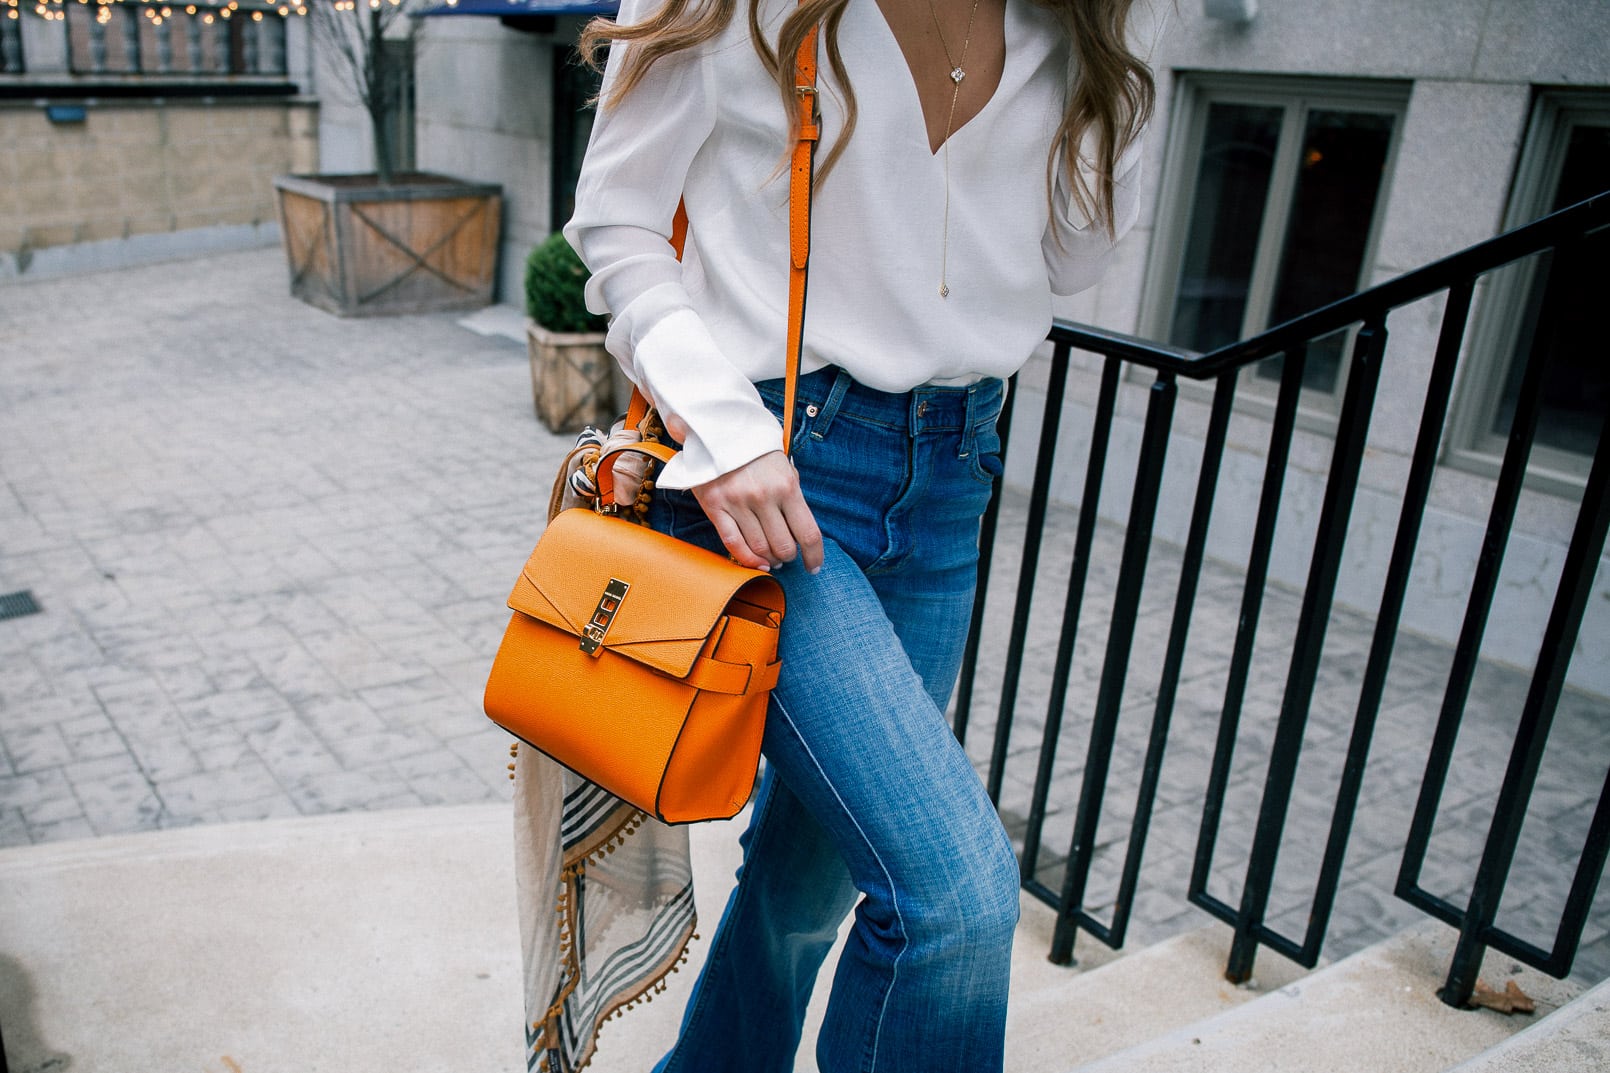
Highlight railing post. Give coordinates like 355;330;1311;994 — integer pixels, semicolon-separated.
1048;369;1176;963
1397;235;1568;997
953;377;1017;746
1020;358;1120;877
1226;320;1388;982
1191;346;1308;919
985;344;1072;804
1301;279;1475;962
1104;371;1237;943
1441;381;1610;1005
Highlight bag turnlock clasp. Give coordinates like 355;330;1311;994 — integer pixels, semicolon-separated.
580;578;630;655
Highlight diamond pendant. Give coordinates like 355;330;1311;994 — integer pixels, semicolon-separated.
939;282;950;298
950;66;965;84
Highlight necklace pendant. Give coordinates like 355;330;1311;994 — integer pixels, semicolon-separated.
939;282;950;299
950;66;966;84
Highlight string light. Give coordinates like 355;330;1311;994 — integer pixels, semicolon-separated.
9;0;415;27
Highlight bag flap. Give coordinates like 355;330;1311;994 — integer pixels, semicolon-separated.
507;508;784;679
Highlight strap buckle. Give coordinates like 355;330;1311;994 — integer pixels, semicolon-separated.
795;85;820;141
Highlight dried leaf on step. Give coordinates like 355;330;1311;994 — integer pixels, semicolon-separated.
1469;978;1536;1015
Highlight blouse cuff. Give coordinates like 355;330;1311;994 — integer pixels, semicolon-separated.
602;280;691;379
629;309;785;490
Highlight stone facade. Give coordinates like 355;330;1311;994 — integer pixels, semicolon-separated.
0;99;318;263
413;17;565;318
0;7;318;279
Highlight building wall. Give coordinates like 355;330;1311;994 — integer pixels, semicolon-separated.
413;17;568;309
0;99;318;264
326;17;566;307
1021;0;1610;695
0;11;319;280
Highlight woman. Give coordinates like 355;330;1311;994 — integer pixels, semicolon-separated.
520;0;1154;1070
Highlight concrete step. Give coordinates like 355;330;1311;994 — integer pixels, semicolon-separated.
1005;920;1310;1072
1;803;1594;1073
0;804;526;1073
1066;921;1582;1073
1442;976;1610;1073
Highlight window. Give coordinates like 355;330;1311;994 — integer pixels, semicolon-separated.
1450;92;1610;489
64;3;288;77
1;12;23;73
1143;76;1407;409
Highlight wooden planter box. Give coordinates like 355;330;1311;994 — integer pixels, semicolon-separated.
528;321;629;434
273;173;502;317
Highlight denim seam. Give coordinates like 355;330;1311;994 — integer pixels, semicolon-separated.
769;690;906;1073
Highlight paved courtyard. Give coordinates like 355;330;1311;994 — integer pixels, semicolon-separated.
1;246;1605;985
0;247;549;842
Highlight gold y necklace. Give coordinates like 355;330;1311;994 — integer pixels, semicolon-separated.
928;0;983;298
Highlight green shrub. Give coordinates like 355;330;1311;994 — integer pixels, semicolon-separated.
524;232;607;333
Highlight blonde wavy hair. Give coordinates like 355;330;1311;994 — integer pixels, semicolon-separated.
580;0;1155;236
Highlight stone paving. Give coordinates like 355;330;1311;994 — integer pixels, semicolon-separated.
1;247;1605;986
0;248;550;844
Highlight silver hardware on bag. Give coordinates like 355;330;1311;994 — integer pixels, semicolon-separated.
581;578;630;655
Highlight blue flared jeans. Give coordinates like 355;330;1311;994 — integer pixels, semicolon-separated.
647;368;1020;1073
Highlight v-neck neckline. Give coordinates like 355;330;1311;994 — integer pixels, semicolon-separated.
868;0;1013;156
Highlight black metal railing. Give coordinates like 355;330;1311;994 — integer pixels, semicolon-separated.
954;191;1610;1007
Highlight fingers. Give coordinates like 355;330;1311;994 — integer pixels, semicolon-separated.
709;506;778;571
694;452;822;573
781;491;824;574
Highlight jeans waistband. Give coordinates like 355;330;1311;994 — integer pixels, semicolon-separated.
761;367;1005;437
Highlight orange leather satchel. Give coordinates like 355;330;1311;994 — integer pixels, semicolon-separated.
482;28;820;823
483;509;786;822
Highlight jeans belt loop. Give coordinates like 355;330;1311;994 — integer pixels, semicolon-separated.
809;367;854;441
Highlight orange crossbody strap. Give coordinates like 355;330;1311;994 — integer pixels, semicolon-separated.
621;23;820;458
783;23;819;454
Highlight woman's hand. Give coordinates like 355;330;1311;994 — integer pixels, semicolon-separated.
693;451;824;574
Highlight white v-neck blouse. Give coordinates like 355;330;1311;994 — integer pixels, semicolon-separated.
566;0;1143;488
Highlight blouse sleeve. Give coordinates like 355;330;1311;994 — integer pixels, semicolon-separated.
563;0;785;490
1042;138;1145;297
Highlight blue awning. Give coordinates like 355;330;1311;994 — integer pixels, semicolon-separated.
418;0;618;16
